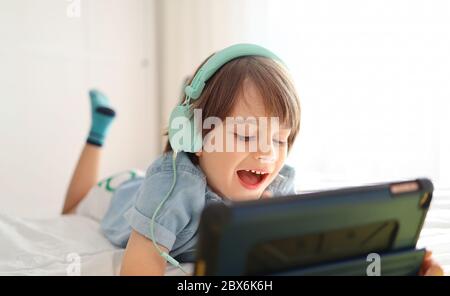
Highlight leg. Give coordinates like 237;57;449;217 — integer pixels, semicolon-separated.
62;89;116;214
62;143;101;214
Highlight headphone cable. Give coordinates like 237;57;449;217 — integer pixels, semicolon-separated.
150;150;189;275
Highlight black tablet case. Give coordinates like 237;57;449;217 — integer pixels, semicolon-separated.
194;178;433;276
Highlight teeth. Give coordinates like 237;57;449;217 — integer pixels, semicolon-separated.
244;169;267;175
239;169;269;175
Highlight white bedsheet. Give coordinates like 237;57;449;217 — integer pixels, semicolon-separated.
0;213;193;276
0;190;449;276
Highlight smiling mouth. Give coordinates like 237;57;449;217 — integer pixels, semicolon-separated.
236;169;270;190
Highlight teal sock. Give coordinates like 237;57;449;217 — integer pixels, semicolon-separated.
87;89;116;147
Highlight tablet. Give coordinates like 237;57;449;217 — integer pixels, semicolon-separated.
194;178;433;276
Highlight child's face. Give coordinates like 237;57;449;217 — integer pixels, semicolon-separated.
196;80;292;201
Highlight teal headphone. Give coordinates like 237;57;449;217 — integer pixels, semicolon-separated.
168;43;284;153
153;43;285;274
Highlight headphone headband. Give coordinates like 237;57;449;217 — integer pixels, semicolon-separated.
184;43;284;100
169;43;284;153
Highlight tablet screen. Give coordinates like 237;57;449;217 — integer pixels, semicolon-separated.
246;220;398;275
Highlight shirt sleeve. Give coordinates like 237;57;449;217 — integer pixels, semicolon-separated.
123;168;206;251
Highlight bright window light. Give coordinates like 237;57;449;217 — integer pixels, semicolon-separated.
264;0;450;191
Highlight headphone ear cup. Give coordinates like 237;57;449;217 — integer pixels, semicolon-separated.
168;105;202;153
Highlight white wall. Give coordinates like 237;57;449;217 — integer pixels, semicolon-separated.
0;0;159;218
156;0;270;149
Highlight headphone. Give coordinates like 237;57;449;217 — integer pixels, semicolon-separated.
168;43;284;153
152;43;285;274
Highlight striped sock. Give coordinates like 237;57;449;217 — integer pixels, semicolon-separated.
87;89;116;147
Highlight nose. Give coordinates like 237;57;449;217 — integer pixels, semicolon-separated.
254;141;277;163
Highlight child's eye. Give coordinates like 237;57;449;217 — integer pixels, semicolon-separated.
234;133;256;142
273;139;287;145
233;133;288;145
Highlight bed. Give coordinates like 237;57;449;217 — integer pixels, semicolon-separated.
0;213;194;276
0;190;449;276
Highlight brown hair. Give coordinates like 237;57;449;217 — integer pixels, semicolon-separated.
163;55;301;164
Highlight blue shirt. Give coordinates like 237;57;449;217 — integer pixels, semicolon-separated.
100;151;296;262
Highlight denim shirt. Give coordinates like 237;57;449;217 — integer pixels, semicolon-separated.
100;151;296;262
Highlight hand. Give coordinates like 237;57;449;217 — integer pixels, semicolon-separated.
419;250;444;276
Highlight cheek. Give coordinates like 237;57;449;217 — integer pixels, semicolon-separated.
203;152;239;180
274;145;288;165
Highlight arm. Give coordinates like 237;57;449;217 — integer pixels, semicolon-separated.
120;230;168;276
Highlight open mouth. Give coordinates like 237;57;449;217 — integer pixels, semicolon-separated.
236;169;270;190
